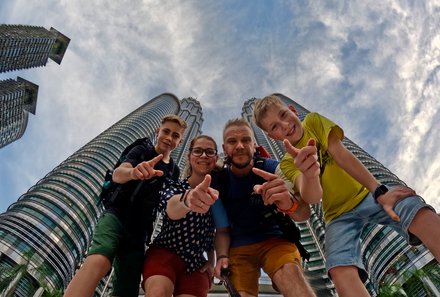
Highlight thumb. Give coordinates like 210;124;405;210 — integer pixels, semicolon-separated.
198;174;212;191
253;184;263;195
283;139;300;157
307;138;316;147
383;205;400;222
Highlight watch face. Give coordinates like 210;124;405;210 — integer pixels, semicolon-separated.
374;185;388;199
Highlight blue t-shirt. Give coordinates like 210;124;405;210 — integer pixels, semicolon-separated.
211;158;283;247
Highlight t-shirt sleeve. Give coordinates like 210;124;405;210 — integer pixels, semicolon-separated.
211;199;230;228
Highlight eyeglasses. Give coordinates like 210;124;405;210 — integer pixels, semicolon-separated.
190;147;217;157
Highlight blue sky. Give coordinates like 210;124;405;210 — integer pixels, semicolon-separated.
1;0;439;213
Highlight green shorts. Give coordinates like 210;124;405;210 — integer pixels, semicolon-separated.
87;212;145;297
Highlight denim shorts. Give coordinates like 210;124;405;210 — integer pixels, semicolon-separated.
325;191;434;281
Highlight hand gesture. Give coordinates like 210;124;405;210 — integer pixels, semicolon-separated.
252;168;293;210
186;175;219;213
131;154;164;180
377;186;417;222
284;138;320;179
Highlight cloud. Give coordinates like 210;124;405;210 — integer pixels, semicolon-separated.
1;0;439;212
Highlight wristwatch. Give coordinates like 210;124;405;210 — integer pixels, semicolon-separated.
373;184;388;203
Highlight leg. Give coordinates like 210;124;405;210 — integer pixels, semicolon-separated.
260;238;315;297
272;263;316;297
111;245;145;297
64;254;112;297
408;207;440;261
144;275;174;297
329;266;370;297
228;244;261;297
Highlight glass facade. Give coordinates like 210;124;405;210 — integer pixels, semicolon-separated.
0;93;185;295
0;76;38;148
0;25;70;72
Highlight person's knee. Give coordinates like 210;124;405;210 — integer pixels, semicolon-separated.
84;254;112;275
273;263;304;285
144;285;168;297
144;277;173;297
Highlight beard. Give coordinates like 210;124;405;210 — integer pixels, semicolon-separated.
230;156;253;169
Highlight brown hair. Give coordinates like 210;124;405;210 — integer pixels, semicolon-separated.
161;114;188;129
222;118;252;141
253;95;284;129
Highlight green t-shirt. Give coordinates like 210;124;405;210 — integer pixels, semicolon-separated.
280;112;369;223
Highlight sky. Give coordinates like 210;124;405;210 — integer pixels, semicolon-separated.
1;0;439;213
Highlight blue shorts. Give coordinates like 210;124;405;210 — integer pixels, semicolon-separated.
325;191;435;281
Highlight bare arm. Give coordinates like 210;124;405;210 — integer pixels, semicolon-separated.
283;139;322;204
166;192;190;220
112;154;164;184
327;129;416;221
327;130;378;191
214;227;230;278
275;166;311;221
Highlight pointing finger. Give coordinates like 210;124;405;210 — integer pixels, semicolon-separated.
252;167;277;181
148;154;164;166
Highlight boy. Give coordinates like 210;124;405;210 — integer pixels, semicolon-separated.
253;95;440;297
64;114;187;297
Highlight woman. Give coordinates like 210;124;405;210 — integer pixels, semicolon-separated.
142;135;220;297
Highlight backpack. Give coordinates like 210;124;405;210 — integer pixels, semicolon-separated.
215;155;310;261
97;137;155;209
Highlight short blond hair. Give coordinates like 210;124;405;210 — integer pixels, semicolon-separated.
253;95;284;129
161;114;187;129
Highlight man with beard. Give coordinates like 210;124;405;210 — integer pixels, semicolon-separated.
208;118;317;297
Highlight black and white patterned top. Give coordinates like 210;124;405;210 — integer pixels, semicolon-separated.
153;179;215;273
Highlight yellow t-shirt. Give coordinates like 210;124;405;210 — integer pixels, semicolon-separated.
280;112;369;223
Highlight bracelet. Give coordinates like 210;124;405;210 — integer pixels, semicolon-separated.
179;189;191;210
216;255;228;261
277;194;299;215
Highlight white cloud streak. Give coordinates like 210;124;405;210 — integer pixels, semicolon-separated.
0;0;439;211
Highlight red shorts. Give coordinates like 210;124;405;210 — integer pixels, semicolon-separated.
143;246;211;297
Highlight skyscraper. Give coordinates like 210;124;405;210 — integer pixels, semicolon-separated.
0;76;38;148
0;25;70;73
242;93;439;297
0;93;202;296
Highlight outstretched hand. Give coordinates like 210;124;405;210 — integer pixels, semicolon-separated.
376;186;417;222
284;138;320;179
132;154;164;180
252;167;293;210
186;175;219;213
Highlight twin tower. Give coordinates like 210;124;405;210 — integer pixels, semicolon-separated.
0;93;436;296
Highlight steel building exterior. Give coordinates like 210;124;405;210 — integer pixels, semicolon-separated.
0;24;70;73
0;94;202;296
0;76;38;148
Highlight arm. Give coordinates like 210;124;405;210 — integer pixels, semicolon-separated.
166;192;191;220
275;165;311;221
283;139;322;204
112;154;164;184
327;130;416;221
214;227;230;279
327;130;378;192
